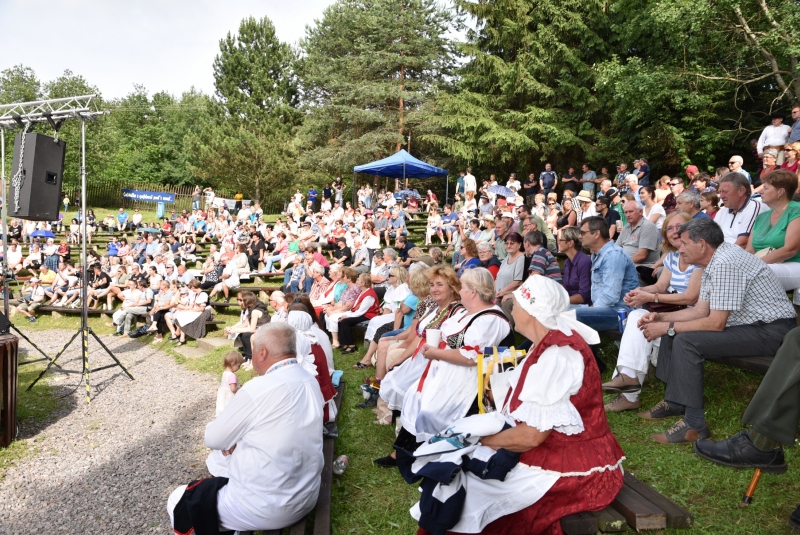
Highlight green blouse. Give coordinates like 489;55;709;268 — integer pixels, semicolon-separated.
752;201;800;263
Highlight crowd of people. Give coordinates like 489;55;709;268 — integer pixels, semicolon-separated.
167;133;800;532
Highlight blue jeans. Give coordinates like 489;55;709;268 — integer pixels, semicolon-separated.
570;304;627;333
303;275;313;293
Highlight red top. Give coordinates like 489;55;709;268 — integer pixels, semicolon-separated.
351;288;380;319
507;329;625;474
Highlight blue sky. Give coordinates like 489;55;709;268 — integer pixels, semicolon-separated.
0;0;336;100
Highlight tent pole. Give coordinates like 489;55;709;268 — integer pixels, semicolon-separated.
446;174;449;206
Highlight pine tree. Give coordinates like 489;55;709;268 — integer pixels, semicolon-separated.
423;0;611;170
297;0;458;177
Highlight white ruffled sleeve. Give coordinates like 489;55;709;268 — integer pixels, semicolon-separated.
457;311;511;362
508;346;585;435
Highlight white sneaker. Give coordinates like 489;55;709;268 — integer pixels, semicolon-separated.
152;337;163;345
242;361;253;371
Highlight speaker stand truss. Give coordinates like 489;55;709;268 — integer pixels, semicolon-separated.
0;95;134;401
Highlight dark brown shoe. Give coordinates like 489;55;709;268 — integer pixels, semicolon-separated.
638;400;685;420
651;419;711;444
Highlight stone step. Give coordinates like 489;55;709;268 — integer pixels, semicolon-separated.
174;346;208;359
197;336;232;353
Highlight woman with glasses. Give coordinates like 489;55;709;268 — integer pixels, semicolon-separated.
781;141;800;179
545;194;560;234
603;212;700;413
476;242;502;278
268;290;289;322
455;239;480;276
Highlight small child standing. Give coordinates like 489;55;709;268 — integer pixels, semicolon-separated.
216;351;243;416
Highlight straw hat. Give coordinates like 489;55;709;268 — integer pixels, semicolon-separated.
575;190;594;203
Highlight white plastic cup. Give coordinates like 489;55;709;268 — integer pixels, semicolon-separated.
616;220;623;231
426;329;441;347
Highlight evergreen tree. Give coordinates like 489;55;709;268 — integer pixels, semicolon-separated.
187;16;301;200
298;0;458;177
423;0;611;171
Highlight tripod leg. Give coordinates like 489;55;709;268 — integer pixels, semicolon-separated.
89;328;134;380
82;328;91;404
11;323;62;369
26;329;81;391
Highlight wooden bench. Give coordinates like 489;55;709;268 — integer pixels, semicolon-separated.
245;380;345;535
599;330;774;375
560;472;693;533
35;306;225;328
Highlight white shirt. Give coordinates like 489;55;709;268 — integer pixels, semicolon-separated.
757;124;792;153
6;248;23;267
506;179;522;191
223;262;240;287
715;196;768;244
464;173;477;192
205;362;323;527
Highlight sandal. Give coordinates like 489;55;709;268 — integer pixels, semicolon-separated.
352;362;371;369
341;346;358;354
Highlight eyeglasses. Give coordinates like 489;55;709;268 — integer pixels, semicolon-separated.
578;229;594;236
548;202;556;206
665;225;683;232
728;161;737;165
669;182;681;187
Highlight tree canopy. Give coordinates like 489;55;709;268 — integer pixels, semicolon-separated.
2;1;799;203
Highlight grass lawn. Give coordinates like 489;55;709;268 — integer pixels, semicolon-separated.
4;307;800;533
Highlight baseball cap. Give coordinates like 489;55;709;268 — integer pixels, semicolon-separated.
30;277;39;283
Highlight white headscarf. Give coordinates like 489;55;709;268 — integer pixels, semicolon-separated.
287;311;318;376
288;310;318;344
512;276;600;345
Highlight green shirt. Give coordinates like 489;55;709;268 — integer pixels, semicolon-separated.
752;201;800;263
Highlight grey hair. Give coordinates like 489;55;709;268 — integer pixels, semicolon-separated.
328;263;342;274
310;262;325;275
383;248;397;260
718;171;750;193
624;200;643;212
729;155;744;165
460;267;496;303
678;190;701;209
678;218;724;248
476;241;493;254
253;322;297;359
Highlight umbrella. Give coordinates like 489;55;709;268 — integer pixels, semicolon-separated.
488;185;516;198
29;230;55;238
397;189;422;199
139;227;160;234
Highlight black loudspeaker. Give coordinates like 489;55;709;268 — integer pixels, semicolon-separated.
0;311;10;335
10;132;66;221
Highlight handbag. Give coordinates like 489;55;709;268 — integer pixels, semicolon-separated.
643;302;686;313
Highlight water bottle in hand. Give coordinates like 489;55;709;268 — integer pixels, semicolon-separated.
332;455;349;475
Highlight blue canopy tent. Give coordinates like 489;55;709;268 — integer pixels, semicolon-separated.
353;149;449;205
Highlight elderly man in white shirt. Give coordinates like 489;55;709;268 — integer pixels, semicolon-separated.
757;112;792;164
168;323;323;533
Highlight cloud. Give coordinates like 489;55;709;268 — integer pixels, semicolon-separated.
0;0;334;100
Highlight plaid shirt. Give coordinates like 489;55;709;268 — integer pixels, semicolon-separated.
699;242;796;326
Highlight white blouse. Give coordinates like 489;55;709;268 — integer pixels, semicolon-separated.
502;345;585;435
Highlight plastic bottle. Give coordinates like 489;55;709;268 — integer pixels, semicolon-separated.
332;454;349;475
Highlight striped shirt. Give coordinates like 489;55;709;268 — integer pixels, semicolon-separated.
699;242;795;326
528;246;562;283
662;252;698;294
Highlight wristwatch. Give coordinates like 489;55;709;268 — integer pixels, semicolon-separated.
667;322;676;337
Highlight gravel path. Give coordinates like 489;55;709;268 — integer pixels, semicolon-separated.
0;330;217;535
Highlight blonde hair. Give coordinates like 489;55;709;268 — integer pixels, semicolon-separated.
661;212;690;253
409;268;431;297
223;350;243;369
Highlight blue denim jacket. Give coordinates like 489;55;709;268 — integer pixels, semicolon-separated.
590;241;639;309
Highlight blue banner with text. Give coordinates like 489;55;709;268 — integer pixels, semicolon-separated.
121;189;176;204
